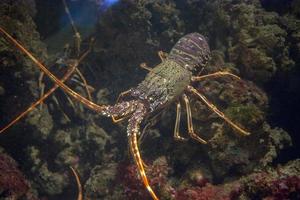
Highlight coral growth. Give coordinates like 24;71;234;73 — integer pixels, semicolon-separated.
176;159;300;200
175;183;242;200
117;156;172;200
243;159;300;199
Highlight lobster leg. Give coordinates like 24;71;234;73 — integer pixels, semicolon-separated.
174;102;187;141
140;51;168;72
111;115;129;123
191;71;241;82
128;104;159;200
158;51;168;62
116;89;131;103
140;62;152;71
187;86;250;136
74;66;93;101
182;94;207;144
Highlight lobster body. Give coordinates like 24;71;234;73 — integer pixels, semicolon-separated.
130;32;211;113
131;59;192;112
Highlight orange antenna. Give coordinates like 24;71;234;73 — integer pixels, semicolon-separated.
0;27;104;112
70;166;83;200
0;46;91;134
130;133;159;200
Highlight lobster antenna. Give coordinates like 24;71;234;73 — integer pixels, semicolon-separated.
130;133;159;200
0;27;104;112
70;166;83;200
0;48;91;134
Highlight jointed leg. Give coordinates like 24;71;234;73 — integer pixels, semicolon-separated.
72;37;96;100
174;102;187;141
38;72;46;109
158;50;168;62
116;89;131;103
182;94;207;144
191;71;241;82
112;115;129;123
110;90;134;123
70;77;95;93
52;95;72;122
74;68;93;100
139;51;168;72
70;166;83;200
140;62;152;71
187;86;250;136
139;112;161;144
100;100;140;123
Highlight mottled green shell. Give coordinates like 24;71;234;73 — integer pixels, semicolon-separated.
131;59;192;111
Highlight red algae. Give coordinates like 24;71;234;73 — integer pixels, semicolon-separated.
0;153;36;199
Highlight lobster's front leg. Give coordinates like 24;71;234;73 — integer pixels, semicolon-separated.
127;103;159;200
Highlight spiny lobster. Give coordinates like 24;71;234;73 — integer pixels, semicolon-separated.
0;3;250;199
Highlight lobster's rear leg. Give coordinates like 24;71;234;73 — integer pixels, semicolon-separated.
183;94;207;144
173;102;187;141
140;62;152;71
111;91;135;123
116;89;131;103
191;71;241;82
139;51;168;71
158;50;168;61
74;67;94;100
187;86;250;136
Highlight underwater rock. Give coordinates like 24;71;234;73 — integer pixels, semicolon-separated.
206;121;292;180
175;182;242;200
0;0;47;130
259;123;293;166
84;163;119;199
26;146;67;196
25;106;53;140
116;156;172;200
242;159;300;199
175;159;300;200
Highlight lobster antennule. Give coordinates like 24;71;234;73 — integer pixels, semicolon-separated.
0;26;105;113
